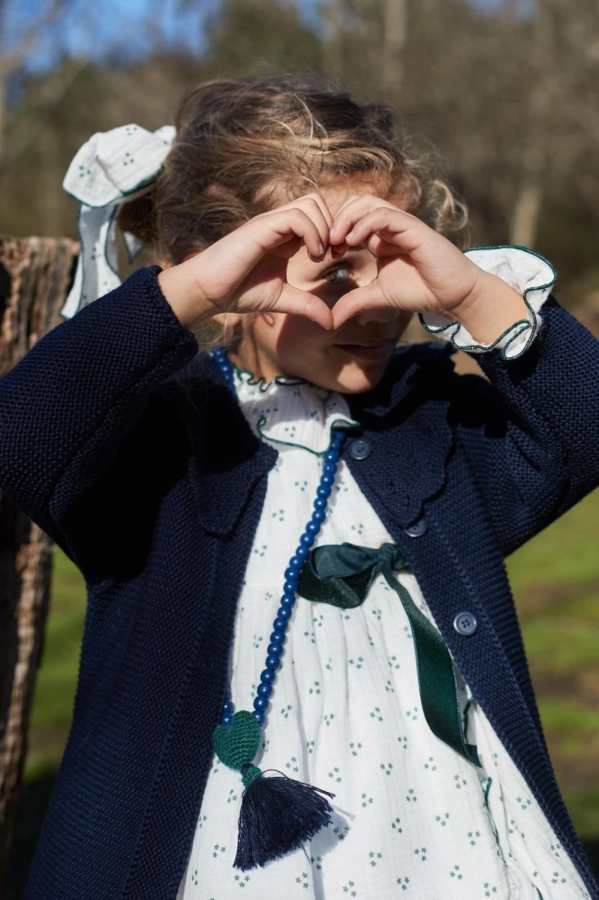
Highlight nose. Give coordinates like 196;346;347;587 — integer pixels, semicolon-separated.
354;306;405;326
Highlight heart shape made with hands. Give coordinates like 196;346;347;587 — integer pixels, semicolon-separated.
191;189;500;336
326;193;482;330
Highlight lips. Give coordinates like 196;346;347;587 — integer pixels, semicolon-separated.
334;339;397;361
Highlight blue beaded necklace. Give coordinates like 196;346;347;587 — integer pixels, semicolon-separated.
210;346;344;871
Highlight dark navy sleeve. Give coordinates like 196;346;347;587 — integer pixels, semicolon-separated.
0;265;198;553
453;295;599;557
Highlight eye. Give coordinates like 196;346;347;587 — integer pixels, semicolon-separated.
322;263;352;284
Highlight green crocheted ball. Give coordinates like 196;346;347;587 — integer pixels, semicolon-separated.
212;710;262;771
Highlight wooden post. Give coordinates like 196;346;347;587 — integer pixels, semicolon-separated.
0;236;78;890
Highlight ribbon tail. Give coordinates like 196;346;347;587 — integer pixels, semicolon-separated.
384;568;482;768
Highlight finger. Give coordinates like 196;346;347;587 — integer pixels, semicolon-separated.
269;192;333;251
259;207;328;261
293;195;333;253
341;208;425;255
295;192;334;230
330;195;402;243
276;284;334;330
330;282;388;330
274;191;334;227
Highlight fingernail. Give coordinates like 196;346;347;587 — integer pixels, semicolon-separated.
318;241;325;255
346;230;355;241
329;227;336;239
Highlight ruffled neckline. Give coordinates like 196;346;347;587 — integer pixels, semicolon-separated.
232;366;359;455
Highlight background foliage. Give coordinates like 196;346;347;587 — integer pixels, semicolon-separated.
1;0;598;894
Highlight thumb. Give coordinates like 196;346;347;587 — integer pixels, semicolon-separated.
276;284;334;330
331;283;386;330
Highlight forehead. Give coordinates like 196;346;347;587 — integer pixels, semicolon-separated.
318;179;400;215
262;172;406;216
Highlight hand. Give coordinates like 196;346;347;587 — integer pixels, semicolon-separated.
328;195;527;336
160;192;335;330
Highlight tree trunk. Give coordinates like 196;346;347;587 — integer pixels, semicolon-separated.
508;0;552;249
0;235;78;891
381;0;407;100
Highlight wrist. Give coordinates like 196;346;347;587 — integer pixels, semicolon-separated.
440;272;529;345
157;258;220;331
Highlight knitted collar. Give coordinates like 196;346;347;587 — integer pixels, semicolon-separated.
164;342;456;532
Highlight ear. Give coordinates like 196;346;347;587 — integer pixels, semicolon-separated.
182;250;202;263
212;311;243;330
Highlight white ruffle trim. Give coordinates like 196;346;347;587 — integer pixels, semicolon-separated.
232;367;359;455
419;246;557;360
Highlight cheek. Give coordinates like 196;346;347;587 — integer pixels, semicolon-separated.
275;315;330;360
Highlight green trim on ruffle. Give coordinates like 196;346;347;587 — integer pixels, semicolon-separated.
418;245;557;361
256;414;359;457
231;362;305;393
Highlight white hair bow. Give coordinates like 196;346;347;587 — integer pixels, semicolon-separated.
61;123;175;318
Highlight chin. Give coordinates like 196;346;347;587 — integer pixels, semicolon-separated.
330;361;389;394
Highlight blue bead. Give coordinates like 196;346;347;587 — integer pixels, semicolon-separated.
321;473;334;487
323;462;337;475
280;593;295;608
306;520;320;535
252;710;265;726
284;565;300;580
312;509;325;524
266;653;281;669
313;497;327;511
283;579;298;594
288;556;302;569
270;629;286;644
276;606;291;621
260;668;276;683
224;688;232;700
296;546;308;561
317;485;332;499
268;640;283;655
325;450;338;463
253;696;269;712
257;682;272;697
273;616;288;632
222;699;234;714
300;532;315;547
219;712;234;726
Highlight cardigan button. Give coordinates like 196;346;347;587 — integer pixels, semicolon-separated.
404;517;427;538
453;611;478;636
349;438;372;460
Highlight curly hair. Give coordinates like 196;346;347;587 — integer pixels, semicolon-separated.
118;72;468;345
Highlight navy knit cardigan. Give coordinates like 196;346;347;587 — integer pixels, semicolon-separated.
1;265;598;900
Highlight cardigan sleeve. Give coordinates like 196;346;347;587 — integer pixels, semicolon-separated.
450;294;599;558
0;265;198;556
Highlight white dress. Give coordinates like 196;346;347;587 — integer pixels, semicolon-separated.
177;371;590;900
177;248;591;900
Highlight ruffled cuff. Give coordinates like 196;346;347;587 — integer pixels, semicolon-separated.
418;246;557;360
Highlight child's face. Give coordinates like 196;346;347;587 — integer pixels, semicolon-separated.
230;184;412;393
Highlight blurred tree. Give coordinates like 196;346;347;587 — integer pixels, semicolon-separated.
1;0;599;294
203;0;321;74
0;0;79;166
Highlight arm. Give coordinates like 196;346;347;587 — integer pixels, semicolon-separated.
418;246;599;557
452;295;599;557
327;200;599;558
0;192;345;567
0;266;198;555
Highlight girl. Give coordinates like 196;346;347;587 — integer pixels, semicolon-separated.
1;74;598;900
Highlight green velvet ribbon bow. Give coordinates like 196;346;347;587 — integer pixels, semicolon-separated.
297;542;481;768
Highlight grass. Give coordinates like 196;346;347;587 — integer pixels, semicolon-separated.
8;487;599;893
